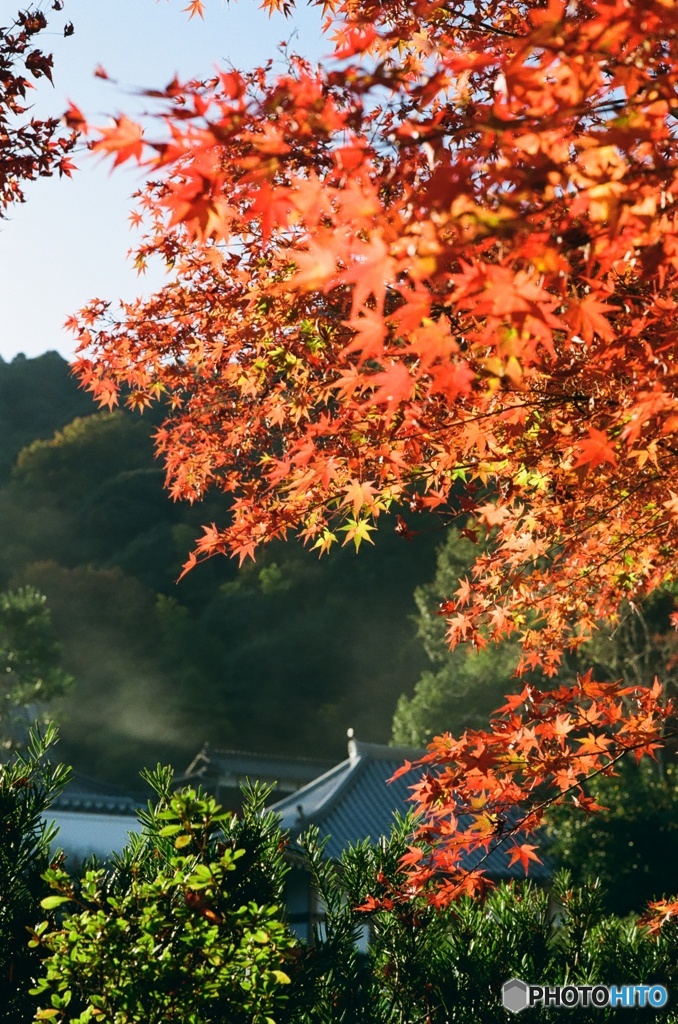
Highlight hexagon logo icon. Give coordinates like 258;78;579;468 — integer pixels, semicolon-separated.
503;978;529;1013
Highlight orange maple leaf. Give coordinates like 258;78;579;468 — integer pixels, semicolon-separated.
367;363;414;417
576;732;613;756
399;845;425;868
344;309;387;361
567;295;616;344
341;479;379;517
640;898;678;934
573;428;617;470
388;760;414;783
182;0;205;18
507;843;543;873
93;115;144;168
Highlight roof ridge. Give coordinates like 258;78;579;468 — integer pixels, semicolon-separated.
269;744;403;833
209;748;337;765
350;739;426;763
62;770;148;802
268;757;352;818
268;753;366;831
298;749;370;828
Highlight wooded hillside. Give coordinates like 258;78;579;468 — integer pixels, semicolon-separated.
0;353;441;781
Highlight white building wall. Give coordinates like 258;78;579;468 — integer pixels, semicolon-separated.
44;811;140;862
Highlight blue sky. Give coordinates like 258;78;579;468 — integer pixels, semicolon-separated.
0;0;323;362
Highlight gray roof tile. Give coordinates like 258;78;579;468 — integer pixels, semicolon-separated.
269;739;551;880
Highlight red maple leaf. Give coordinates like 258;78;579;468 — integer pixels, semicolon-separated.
573;428;617;470
507;843;543;873
93;115;144;167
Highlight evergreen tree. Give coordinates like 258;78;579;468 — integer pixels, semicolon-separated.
0;725;70;1024
0;587;73;749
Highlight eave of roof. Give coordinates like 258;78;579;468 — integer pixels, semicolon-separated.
51;772;144;816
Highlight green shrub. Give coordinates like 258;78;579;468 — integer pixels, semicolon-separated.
0;725;70;1024
30;773;296;1024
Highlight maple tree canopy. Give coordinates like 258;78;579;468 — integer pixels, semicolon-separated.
68;0;678;917
73;0;678;672
0;4;77;214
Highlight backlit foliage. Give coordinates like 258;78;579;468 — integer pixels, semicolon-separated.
73;0;678;669
69;0;678;920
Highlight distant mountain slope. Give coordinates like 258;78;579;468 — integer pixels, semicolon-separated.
0;352;95;480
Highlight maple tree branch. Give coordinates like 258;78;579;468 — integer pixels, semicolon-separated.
514;728;678;829
451;481;667;620
440;5;524;39
416;726;678;894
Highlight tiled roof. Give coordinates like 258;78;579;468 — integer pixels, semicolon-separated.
181;746;335;788
51;772;143;816
269;738;551;881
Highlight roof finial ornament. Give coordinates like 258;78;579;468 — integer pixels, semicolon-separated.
347;727;358;762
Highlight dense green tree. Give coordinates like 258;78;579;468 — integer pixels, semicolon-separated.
0;412;164;578
392;529;521;746
14;562;201;782
0;586;73;748
391;644;520;748
196;533;437;756
545;759;678;917
566;589;678;703
0;355;445;777
12;412;156;512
